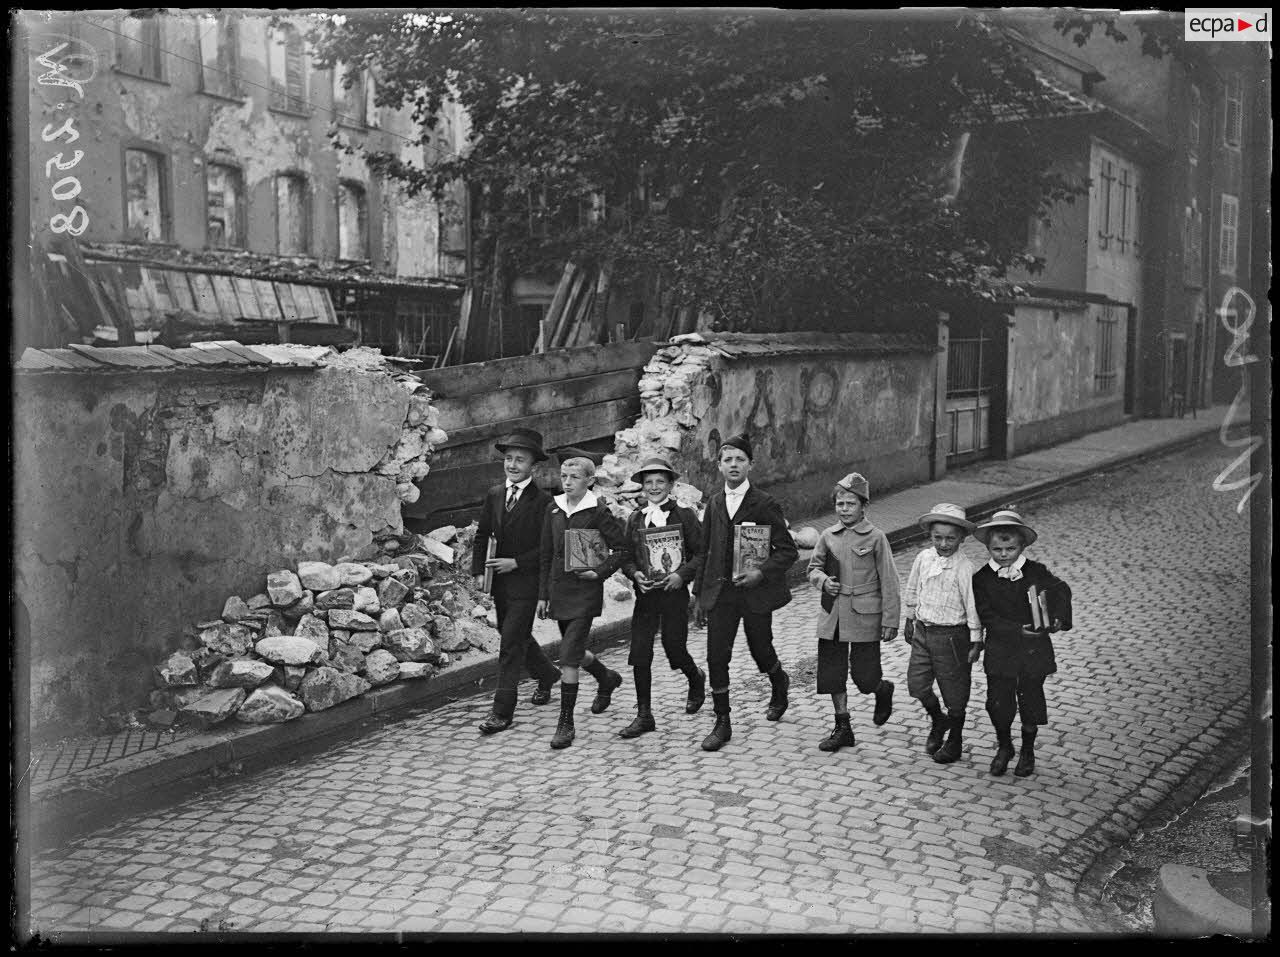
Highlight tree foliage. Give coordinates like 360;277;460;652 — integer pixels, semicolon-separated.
311;10;1089;332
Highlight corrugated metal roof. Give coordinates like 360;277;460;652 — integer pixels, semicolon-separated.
14;341;326;374
692;331;935;360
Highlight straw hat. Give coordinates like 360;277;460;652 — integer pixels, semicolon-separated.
917;503;975;534
974;509;1038;547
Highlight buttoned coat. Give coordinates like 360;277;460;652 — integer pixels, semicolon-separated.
694;485;798;613
972;560;1073;678
539;497;627;620
470;481;553;601
807;519;901;642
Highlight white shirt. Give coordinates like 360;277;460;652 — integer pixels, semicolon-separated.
724;479;751;519
904;547;981;636
988;554;1027;581
504;475;533;507
641;496;672;527
554;489;598;517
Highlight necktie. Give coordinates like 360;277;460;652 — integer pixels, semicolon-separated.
642;502;668;526
997;566;1022;581
506;486;518;513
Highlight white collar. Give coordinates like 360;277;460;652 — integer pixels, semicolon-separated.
555;489;598;516
505;476;533;492
988;555;1027;574
641;496;671;513
724;479;751;498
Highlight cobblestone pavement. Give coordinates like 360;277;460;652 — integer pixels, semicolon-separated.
27;438;1252;937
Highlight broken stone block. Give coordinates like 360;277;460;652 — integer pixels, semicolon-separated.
377;577;411;609
438;587;476;619
279;591;315;621
189;647;226;683
235;684;305;724
470;605;489;620
150;686;207;711
328;639;365;675
255;635;324;666
399;602;432;630
398;554;436;580
221;595;253;622
611;585;634;602
398;662;435;681
179;688;246;730
485;607;498;628
199;622;255;658
146;709;178;729
299;667;370;713
351;542;382;562
352;586;380;615
272;664;307;694
391;566;420;590
246;593;273;611
427;525;458;544
379;608;404;633
417;537;455;565
383;627;440;664
369;563;399;580
297;561;341;592
315;588;355;611
432;616;471;654
791;526;820;550
261;609;287;638
207;658;276;689
364;649;400;686
455;618;500;655
330;627;349;642
344;629;381;654
334;562;374;587
396;482;420;504
293;613;330;644
328;608;379;632
154;651;199;688
267;570;305;607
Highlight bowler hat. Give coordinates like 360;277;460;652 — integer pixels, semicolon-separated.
917;503;975;534
630;456;680;484
720;433;753;460
494;428;548;462
974;509;1038;547
835;472;871;503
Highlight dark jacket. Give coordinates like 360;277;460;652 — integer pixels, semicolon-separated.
619;501;704;593
539;494;627;620
695;484;798;613
972;560;1073;678
470;481;552;601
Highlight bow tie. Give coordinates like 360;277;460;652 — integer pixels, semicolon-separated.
642;502;670;524
924;555;953;579
997;566;1023;581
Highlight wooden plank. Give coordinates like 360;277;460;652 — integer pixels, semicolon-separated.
418;339;657;397
189;343;251;365
163;270;196;314
210;274;241;317
207;341;274;365
144;344;207;366
16;348;78;370
185;272;220;316
431;367;641;434
253;279;283;320
430;395;641;461
540;261;578;351
550;267;590;349
68;344;171;368
232;277;262;318
44;347;107;369
315;285;338;325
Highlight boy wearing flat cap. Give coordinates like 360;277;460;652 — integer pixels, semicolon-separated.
472;428;562;734
971;509;1073;778
903;503;982;765
694;433;798;752
616;457;707;738
806;473;900;753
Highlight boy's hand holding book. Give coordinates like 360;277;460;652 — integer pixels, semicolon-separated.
733;567;764;588
574;569;599;580
486;557;517;575
821;575;841;597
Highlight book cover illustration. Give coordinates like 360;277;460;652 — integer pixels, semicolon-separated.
565;528;609;572
482;538;497;594
639;526;684;582
732;523;772;579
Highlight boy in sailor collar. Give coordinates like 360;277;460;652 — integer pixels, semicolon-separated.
806;472;900;752
616;457;707;738
903;503;983;765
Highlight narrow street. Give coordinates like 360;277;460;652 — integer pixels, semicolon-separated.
28;437;1252;936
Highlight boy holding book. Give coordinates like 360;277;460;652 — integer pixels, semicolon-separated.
538;456;629;749
971;509;1073;778
617;457;707;738
806;472;899;753
903;503;982;764
472;429;562;735
694;433;798;752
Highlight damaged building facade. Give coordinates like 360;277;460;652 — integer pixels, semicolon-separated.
20;10;468;357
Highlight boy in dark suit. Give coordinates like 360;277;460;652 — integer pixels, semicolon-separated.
971;509;1073;778
617;457;707;738
694;433;798;752
471;429;562;734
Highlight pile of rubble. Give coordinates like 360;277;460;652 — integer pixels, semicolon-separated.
147;526;502;730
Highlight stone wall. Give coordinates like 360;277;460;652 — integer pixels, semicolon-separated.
596;332;939;518
14;346;446;740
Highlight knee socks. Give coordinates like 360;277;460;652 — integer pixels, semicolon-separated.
633;664;652;709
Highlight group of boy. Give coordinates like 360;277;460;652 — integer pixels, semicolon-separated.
470;426;1072;774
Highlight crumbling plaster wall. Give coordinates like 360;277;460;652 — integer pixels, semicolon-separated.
15;348;443;739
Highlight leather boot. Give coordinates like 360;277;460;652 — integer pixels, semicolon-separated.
818;713;856;752
530;675;559;706
1014;726;1037;777
989;725;1016;776
701;692;732;751
478;713;513;734
765;665;790;721
923;701;947;755
685;668;707;714
873;680;894;726
618;706;656;739
550;683;578;749
590;669;623;715
933;711;965;764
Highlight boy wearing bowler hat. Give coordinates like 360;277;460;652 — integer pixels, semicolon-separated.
694;433;798;752
971;509;1073;778
472;428;562;734
617;457;706;738
903;503;982;764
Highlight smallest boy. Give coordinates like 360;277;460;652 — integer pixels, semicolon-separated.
806;472;899;752
903;503;982;765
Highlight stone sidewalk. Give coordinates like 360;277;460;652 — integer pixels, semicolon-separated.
25;405;1243;850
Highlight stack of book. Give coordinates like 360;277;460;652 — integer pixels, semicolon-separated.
1027;584;1052;631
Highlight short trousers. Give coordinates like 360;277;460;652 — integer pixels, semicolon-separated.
556;616;593;668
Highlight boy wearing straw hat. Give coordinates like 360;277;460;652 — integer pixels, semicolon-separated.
971;509;1073;778
472;428;563;735
903;503;982;765
806;472;900;753
616;457;707;738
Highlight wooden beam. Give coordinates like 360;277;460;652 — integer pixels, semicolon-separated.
418;339;657;397
430;367;643;435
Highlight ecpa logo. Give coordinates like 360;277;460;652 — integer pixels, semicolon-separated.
1185;9;1273;40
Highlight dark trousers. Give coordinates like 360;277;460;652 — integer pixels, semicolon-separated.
986;673;1049;727
491;591;559;719
816;638;882;695
906;623;972;713
706;587;780;692
628;587;697;673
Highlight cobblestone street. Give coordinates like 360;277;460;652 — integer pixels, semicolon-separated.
27;437;1253;936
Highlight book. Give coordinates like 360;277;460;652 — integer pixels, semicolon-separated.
820;547;840;614
638;526;684;582
1038;590;1052;630
565;528;609;572
732;523;772;579
1027;584;1044;630
481;538;497;594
